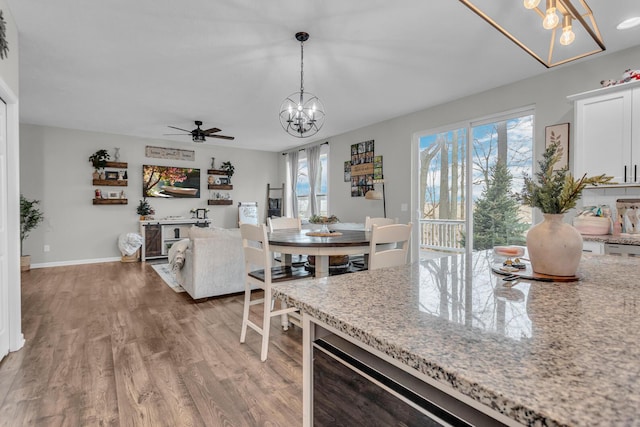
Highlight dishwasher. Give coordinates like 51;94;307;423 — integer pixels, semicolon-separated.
605;243;640;257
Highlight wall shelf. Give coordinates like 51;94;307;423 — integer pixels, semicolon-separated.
93;198;128;205
207;169;228;175
208;184;233;190
208;200;233;206
93;179;128;186
104;161;128;168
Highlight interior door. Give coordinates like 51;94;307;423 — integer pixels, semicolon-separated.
0;98;9;360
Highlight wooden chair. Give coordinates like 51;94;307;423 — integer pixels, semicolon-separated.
368;223;412;270
239;223;311;361
364;216;397;231
267;216;306;267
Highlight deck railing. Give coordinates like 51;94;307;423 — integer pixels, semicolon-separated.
419;219;465;253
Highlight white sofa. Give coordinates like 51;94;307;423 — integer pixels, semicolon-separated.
174;227;246;300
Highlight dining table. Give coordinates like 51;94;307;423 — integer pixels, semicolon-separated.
267;228;372;278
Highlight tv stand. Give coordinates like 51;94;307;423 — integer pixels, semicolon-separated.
139;218;210;261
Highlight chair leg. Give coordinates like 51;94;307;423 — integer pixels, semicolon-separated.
240;283;251;344
260;288;272;362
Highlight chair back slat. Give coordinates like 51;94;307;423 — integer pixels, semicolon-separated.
240;223;272;281
368;223;412;270
268;216;301;232
365;216;397;231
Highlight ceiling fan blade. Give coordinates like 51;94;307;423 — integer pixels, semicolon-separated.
203;127;221;134
209;134;235;140
167;126;191;133
163;133;190;136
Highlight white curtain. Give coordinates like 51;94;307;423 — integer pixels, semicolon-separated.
306;145;321;216
287;151;299;218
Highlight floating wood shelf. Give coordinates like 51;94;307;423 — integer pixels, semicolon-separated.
93;198;128;205
208;200;233;206
208;184;233;190
93;179;128;186
207;169;231;176
104;161;128;168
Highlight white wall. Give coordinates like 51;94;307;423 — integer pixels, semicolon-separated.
318;45;640;224
20;124;280;266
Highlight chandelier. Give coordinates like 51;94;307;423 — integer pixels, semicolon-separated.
459;0;604;68
279;32;326;138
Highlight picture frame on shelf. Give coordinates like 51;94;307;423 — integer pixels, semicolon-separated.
545;123;570;170
105;171;119;180
107;191;120;199
218;177;229;185
196;208;207;219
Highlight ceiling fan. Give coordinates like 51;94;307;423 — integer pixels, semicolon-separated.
165;120;235;142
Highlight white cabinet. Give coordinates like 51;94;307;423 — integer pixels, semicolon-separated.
139;218;210;261
569;81;640;184
582;240;604;255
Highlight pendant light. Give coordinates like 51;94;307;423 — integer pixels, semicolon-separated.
279;32;326;138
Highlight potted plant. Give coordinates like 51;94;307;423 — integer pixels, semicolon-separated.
136;198;154;220
20;195;45;271
89;149;111;180
518;142;612;277
221;161;235;184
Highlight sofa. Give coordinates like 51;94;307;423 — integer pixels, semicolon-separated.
172;226;246;300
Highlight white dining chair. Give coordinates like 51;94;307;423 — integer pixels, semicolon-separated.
368;223;412;270
364;216;397;231
239;223;311;361
267;216;306;266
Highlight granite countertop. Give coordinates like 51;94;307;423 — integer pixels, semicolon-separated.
274;252;640;426
582;234;640;245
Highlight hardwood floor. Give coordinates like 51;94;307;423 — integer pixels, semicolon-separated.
0;262;303;426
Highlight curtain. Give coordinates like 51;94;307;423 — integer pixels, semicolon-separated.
307;145;321;216
287;151;299;218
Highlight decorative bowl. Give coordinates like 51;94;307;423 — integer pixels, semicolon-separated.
573;216;610;235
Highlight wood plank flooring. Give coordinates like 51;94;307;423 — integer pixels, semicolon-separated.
0;262;303;426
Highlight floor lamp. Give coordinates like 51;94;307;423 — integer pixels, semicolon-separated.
365;179;386;218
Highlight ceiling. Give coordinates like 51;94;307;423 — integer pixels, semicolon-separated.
6;0;640;152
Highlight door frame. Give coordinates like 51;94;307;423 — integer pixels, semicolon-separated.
0;75;23;355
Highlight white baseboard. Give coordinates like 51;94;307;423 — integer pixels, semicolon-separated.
31;257;122;269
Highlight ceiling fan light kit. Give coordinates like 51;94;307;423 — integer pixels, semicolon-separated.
279;32;326;138
459;0;605;68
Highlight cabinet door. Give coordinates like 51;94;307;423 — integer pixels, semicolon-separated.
144;225;162;257
632;88;640;183
575;90;632;183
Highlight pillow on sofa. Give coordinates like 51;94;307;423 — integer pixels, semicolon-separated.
188;225;223;239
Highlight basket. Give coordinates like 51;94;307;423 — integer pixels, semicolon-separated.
121;249;140;263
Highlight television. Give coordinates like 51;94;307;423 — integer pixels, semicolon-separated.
142;165;200;198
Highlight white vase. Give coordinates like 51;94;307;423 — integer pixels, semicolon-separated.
526;213;583;277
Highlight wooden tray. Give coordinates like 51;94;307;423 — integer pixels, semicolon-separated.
491;263;580;282
306;231;343;237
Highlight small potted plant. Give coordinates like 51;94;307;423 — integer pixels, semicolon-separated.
89;149;111;180
20;195;45;271
136;198;154;220
518;142;612;276
221;161;235;184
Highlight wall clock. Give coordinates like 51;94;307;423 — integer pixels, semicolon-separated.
0;10;8;60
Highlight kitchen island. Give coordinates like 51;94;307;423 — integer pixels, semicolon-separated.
274;251;640;426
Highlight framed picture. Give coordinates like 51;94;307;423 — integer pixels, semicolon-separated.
545;123;570;170
107;191;120;199
218;177;229;185
196;208;207;219
105;171;119;180
344;161;351;182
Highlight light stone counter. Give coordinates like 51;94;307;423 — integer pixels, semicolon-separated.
274;252;640;426
582;234;640;245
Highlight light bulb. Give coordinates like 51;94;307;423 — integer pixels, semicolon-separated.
523;0;541;9
560;15;575;45
543;7;559;29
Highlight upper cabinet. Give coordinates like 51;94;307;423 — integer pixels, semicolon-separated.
569;81;640;185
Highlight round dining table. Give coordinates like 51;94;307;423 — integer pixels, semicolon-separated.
268;228;372;278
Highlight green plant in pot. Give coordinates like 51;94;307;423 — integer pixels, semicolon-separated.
518;142;612;277
221;161;234;184
136;198;155;220
89;149;111;179
20;195;44;271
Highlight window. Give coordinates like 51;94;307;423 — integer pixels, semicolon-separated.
417;109;533;254
288;144;329;220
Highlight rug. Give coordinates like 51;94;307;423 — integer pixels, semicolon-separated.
151;263;185;293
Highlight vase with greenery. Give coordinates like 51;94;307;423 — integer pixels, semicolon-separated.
518;142;612;276
136;198;154;220
20;195;45;271
221;161;234;184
